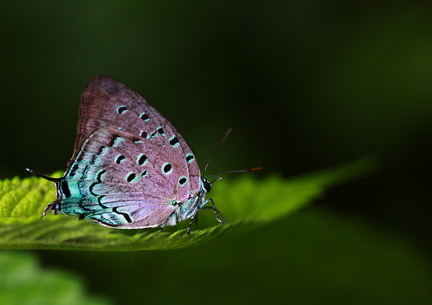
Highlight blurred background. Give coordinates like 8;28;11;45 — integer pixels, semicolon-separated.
1;1;432;304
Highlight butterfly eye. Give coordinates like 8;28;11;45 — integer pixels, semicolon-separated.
202;178;211;192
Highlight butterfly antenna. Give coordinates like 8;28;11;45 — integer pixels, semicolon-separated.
207;167;261;183
25;168;60;182
203;128;233;176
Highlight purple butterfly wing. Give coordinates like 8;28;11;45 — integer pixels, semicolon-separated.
72;75;201;198
65;127;196;228
58;76;203;228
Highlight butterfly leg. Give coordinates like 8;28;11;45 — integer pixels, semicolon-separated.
153;212;178;238
42;201;61;217
186;219;194;235
201;198;227;223
185;198;227;234
186;214;201;235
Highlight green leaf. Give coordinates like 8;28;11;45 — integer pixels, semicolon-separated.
39;207;432;305
0;158;374;251
0;252;112;305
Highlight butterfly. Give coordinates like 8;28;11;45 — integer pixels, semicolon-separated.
28;75;224;233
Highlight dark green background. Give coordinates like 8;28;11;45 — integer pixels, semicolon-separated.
1;1;431;304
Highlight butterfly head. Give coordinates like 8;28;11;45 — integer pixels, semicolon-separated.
201;177;212;193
